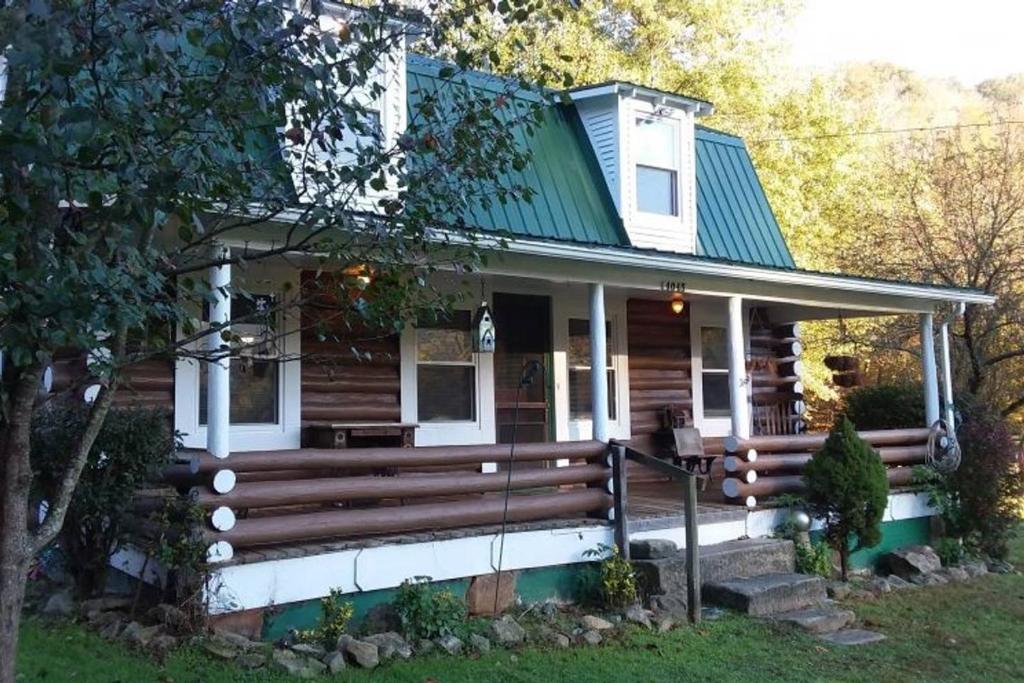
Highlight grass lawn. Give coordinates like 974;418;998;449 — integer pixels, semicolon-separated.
17;534;1024;683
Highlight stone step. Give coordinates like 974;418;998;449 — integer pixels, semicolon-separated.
703;573;827;616
771;606;856;634
819;629;887;646
631;538;796;597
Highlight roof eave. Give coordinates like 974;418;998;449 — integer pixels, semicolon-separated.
568;83;714;117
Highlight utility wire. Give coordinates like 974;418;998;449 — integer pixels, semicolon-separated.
750;119;1024;144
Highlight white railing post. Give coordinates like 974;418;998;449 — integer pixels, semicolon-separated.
727;296;750;439
589;283;609;442
939;319;956;428
920;312;940;427
207;246;231;459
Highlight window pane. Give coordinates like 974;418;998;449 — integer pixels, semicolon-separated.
701;327;729;369
417;310;472;362
634;118;676;168
636;165;677;215
418;365;476;421
568;319;613;366
702;373;731;416
569;369;617;421
200;360;279;425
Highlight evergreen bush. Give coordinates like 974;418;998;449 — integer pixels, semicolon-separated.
843;383;924;430
803;416;889;579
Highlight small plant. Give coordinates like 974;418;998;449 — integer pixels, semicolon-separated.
804;415;889;580
795;540;834;578
297;589;354;649
393;577;466;640
935;537;965;567
582;543;638;609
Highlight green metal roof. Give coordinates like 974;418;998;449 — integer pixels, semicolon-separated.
406;55;628;246
694;125;795;268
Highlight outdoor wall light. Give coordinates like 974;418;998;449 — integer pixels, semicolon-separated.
671;291;685;315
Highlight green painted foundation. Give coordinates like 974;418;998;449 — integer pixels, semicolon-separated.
811;516;933;570
261;564;591;641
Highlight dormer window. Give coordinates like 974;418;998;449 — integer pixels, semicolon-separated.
634;116;679;216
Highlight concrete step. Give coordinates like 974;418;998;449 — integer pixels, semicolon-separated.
819;629;887;646
632;538;796;597
703;573;827;616
771;606;856;634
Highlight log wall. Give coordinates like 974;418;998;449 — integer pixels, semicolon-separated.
626;298;692;437
749;316;804;437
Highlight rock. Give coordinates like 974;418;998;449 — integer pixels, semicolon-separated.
648;594;688;616
148;634;178;657
629;538;678;560
580;629;603;645
272;649;326;678
962;560;989;578
826;582;852;600
214;630;260;652
42;589;75;617
623;604;652;628
468;633;491;653
880;546;942;578
819;629;887;646
435;634;464;655
773;606;856;634
849;590;877;602
122;622;163;649
943;567;970;583
986;559;1014;574
885;574;913;590
88;610;123;627
79;595;131;615
323;651;347;674
866;577;892;595
146;604;188;632
466;571;519;616
363;632;412;660
655;616;675;633
491;615;527;645
546;630;571;648
910;572;948;587
701;607;726;621
361;602;401;634
235;652;266;670
98;618;124;640
290;643;326;658
203;635;241;661
414;638;436;655
580;615;614;631
343;639;380;669
539;600;559;619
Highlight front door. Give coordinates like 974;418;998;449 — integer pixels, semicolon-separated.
492;292;552;444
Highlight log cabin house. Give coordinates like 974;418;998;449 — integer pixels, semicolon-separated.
105;8;995;635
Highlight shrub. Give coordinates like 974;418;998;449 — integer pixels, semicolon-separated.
934;537;965;567
392;577;466;640
31;400;173;596
298;589;354;649
581;543;638;609
916;395;1023;559
795;540;834;578
803;416;889;580
843;383;924;430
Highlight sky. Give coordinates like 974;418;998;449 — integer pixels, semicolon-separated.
788;0;1024;85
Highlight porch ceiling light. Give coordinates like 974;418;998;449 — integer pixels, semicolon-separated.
670;291;685;315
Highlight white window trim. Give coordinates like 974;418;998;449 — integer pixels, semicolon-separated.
174;267;301;452
400;315;496;446
553;293;631;442
632;111;683;228
690;300;737;438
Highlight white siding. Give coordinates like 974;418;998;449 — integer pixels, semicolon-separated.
575;98;621;211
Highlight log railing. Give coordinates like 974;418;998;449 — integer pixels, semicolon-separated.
156;441;614;563
720;428;931;507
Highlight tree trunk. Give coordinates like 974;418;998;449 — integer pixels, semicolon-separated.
0;366;43;683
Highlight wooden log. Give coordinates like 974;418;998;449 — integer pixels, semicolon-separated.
628;357;691;371
724;445;926;474
301;364;399;380
207;540;234;563
209;506;237;531
630;396;692;412
301;405;401;421
724;428;931;454
724;466;922;500
195;440;607;474
629;376;693;391
214;489;613;548
212;469;236;494
301;392;397;407
197;464;610;509
302;378;401;394
750;373;801;387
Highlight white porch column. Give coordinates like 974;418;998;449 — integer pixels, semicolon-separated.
207;247;231;459
920;312;940;427
589;283;609;442
727;296;750;439
939;320;956;428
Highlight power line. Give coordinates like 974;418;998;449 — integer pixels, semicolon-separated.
749;119;1024;144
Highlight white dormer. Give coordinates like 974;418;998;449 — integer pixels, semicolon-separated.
570;84;713;254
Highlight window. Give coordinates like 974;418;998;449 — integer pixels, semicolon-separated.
634;117;678;216
700;327;730;417
568;319;616;421
416;311;476;422
199;294;280;425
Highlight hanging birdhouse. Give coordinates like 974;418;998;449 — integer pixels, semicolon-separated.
472;301;496;353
